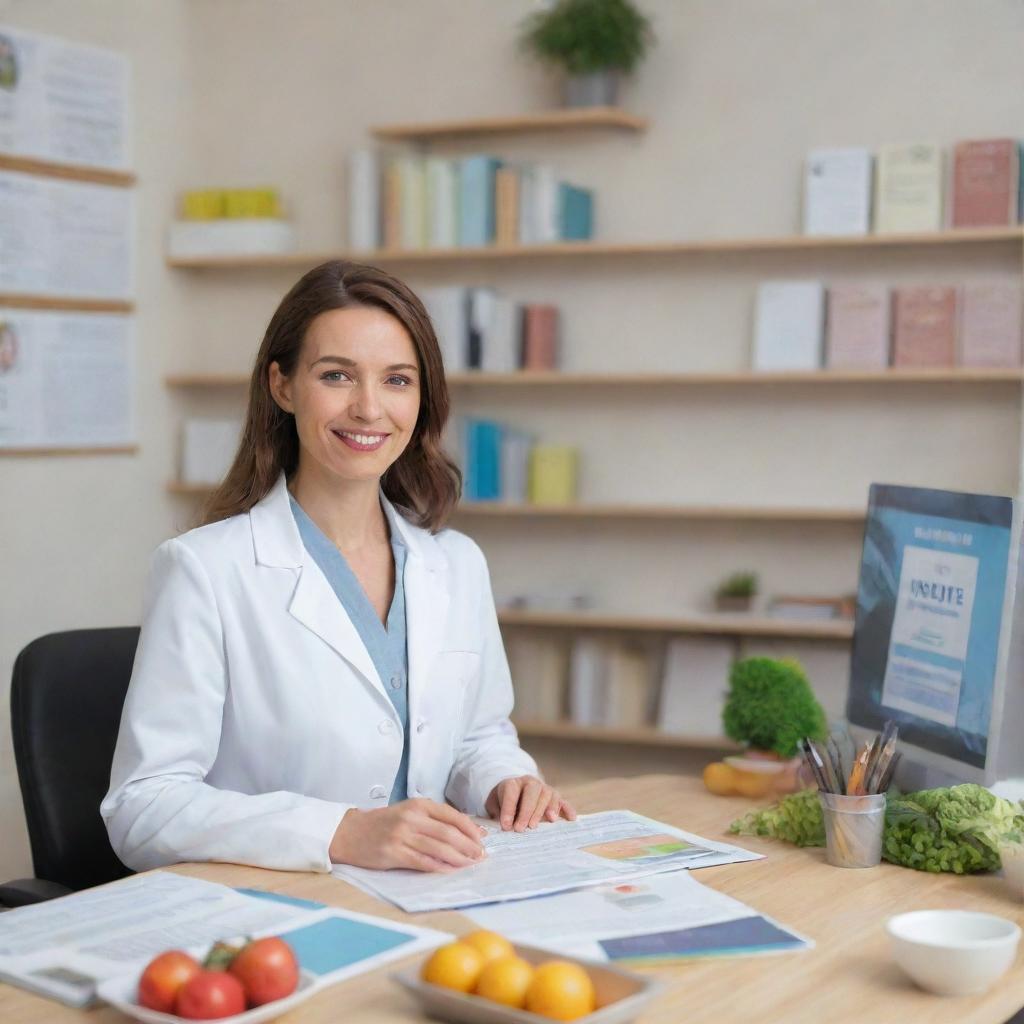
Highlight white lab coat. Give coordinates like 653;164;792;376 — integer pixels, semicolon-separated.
101;473;537;874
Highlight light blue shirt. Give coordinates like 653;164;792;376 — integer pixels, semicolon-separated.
289;495;410;804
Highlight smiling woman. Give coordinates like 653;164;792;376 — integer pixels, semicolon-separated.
101;260;575;877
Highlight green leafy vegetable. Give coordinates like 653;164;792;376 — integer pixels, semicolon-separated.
729;783;1024;874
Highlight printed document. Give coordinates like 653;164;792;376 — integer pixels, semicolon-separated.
465;870;811;962
332;810;762;913
0;871;447;1008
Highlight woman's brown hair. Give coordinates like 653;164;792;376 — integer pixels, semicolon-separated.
197;260;461;532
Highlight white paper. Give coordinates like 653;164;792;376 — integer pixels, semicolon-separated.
0;873;312;1007
464;870;810;962
803;148;872;236
0;308;133;448
0;25;130;170
0;171;133;299
332;810;762;913
753;280;824;371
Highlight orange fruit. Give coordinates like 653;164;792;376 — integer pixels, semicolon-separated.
461;929;514;964
474;954;534;1008
421;942;485;993
525;960;596;1021
702;762;737;796
732;769;774;798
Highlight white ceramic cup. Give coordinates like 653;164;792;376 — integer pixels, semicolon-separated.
887;910;1021;996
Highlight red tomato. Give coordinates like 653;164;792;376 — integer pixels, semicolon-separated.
138;950;201;1013
228;937;300;1006
175;970;247;1020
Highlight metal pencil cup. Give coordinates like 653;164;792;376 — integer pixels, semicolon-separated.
819;791;886;868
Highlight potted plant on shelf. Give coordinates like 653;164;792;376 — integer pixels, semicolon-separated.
518;0;655;108
720;657;827;794
714;571;758;613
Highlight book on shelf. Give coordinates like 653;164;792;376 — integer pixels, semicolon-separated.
521;305;560;370
425;156;459;249
398;155;427;249
569;636;611;726
766;595;850;620
181;418;242;485
559;183;594;241
533;165;561;244
462;418;502;501
604;644;655;729
825;283;891;368
873;143;943;234
347;148;380;250
950;138;1020;228
529;444;578;505
507;633;567;723
383;161;402;249
478;294;520;374
459;154;501;247
501;428;533;504
802;147;873;236
752;280;825;371
892;285;958;367
656;637;733;737
495;166;520;247
420;285;469;371
958;281;1023;367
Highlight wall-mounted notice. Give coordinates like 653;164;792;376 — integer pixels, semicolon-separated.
0;308;134;448
0;171;133;299
0;25;130;170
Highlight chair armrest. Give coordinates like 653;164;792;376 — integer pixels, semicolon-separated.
0;877;73;907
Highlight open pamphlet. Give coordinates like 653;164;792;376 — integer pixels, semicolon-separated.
332;809;762;913
0;871;448;1008
464;869;811;962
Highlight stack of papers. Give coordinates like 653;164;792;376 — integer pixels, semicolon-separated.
0;872;448;1008
332;810;762;913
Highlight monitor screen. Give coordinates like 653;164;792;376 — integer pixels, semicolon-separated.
846;484;1016;776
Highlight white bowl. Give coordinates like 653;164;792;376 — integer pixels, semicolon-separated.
887;910;1021;996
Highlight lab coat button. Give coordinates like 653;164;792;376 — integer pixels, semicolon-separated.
369;785;387;799
389;675;401;690
416;721;427;734
378;720;393;735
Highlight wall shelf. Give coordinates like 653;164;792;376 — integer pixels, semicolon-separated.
456;502;865;522
164;368;1024;389
1;294;134;314
165;226;1024;270
370;107;648;141
513;720;740;750
498;608;855;640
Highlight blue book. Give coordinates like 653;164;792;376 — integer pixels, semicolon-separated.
559;184;593;241
459;155;500;247
464;418;502;501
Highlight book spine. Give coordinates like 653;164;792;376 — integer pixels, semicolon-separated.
347;149;380;250
951;139;1018;228
522;305;560;370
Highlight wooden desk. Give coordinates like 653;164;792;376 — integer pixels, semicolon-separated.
2;774;1023;1024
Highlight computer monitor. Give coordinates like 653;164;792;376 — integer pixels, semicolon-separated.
845;483;1024;797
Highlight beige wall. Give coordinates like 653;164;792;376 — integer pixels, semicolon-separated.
2;0;1023;882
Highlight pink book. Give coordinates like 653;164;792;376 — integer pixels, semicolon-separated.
951;139;1019;228
959;282;1023;367
521;305;560;370
826;284;891;368
892;287;959;367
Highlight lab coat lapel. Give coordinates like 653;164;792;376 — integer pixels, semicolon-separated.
249;474;386;702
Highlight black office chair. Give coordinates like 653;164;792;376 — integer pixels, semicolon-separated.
1;628;138;907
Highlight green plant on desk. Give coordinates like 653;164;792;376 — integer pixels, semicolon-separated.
722;656;827;759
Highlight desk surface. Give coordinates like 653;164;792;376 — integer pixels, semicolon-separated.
3;774;1023;1024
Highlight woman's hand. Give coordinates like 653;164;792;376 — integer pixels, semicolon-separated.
485;776;577;832
329;798;487;872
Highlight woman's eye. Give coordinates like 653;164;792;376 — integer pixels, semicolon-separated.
321;370;350;383
387;375;414;386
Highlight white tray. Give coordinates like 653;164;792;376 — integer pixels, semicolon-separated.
96;968;318;1024
393;942;665;1024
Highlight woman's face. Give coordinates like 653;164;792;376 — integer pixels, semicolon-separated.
270;306;422;488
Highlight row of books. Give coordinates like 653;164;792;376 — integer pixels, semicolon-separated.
420;287;560;373
803;138;1024;237
461;418;578;504
754;279;1022;371
507;635;848;732
347;149;594;251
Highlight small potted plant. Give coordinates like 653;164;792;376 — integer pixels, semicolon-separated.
721;657;827;792
519;0;655;108
715;571;758;613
